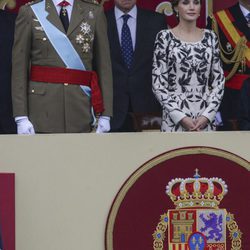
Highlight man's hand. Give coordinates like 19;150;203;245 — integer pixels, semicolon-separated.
96;116;110;133
15;116;35;135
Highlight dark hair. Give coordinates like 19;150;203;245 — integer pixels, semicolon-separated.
171;0;202;16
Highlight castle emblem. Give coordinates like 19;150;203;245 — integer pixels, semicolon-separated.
153;169;242;250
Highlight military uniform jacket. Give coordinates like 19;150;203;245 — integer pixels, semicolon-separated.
212;3;250;80
12;0;113;133
208;3;250;129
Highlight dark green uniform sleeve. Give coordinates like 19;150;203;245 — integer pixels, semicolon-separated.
12;5;32;117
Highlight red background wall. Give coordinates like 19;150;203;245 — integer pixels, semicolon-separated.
11;0;238;18
0;174;15;250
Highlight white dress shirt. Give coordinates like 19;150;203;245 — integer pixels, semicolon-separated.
114;5;137;50
52;0;74;21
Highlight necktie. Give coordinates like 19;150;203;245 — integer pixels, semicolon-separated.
58;1;70;32
121;14;134;69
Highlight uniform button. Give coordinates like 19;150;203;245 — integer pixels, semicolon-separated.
64;83;68;86
42;37;47;41
31;89;35;93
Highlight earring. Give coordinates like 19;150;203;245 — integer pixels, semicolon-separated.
176;11;179;17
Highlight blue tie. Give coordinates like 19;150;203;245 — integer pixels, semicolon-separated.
121;14;134;69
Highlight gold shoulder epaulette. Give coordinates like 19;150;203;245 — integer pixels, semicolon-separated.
82;0;99;5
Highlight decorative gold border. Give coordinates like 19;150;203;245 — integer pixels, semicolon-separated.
226;212;242;249
105;147;249;250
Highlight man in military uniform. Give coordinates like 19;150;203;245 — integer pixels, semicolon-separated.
209;0;250;130
12;0;113;133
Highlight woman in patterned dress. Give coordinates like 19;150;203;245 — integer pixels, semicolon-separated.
152;0;225;132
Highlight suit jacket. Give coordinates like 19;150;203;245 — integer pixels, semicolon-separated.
106;7;166;130
12;0;113;133
239;78;250;130
0;10;17;134
208;3;250;130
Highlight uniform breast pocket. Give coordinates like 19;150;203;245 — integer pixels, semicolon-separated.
28;82;46;96
33;32;49;58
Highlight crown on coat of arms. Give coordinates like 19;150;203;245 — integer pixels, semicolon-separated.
166;169;228;209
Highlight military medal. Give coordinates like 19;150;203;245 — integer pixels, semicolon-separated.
62;7;67;16
76;22;94;53
88;10;94;19
80;22;91;34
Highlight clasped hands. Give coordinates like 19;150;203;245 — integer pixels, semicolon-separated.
180;116;209;131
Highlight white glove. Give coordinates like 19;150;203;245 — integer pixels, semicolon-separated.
15;116;35;135
96;116;110;133
214;112;223;127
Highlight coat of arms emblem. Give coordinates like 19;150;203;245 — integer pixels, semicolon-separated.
153;169;242;250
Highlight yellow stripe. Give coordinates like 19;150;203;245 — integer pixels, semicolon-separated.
217;10;250;61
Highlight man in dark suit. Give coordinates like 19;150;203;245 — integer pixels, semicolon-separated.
208;0;250;130
106;0;166;132
0;9;17;134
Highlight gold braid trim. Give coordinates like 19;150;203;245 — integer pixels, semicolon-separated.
210;14;248;81
152;213;168;250
0;0;16;9
226;212;242;250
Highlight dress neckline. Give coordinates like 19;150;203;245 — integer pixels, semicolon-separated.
169;29;206;44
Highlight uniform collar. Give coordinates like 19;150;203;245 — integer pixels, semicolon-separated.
53;0;74;6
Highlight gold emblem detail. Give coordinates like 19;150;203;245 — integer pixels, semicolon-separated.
226;42;233;52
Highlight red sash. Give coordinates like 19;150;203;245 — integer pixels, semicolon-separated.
30;65;104;113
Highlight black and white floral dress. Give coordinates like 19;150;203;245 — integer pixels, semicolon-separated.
152;29;225;132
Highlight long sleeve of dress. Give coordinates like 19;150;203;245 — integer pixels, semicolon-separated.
201;32;225;122
152;31;186;125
